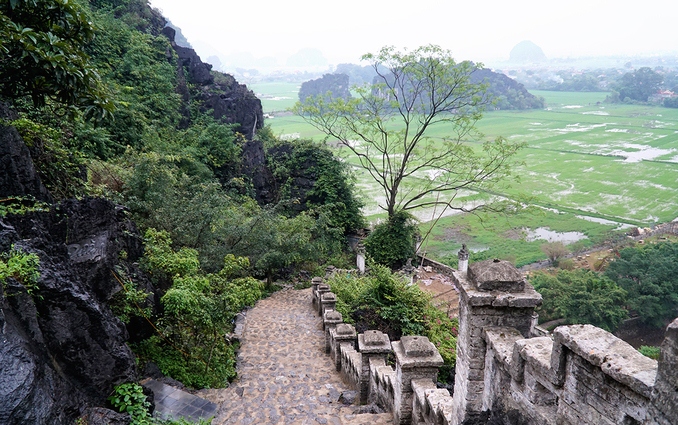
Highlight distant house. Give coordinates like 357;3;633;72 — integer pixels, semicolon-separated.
650;89;677;102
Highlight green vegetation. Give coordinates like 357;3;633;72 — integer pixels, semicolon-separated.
364;211;418;268
1;0;366;391
530;269;628;332
0;246;40;297
605;242;678;328
638;345;661;360
136;229;263;389
108;382;212;425
612;67;663;102
0;0;114;116
326;264;458;382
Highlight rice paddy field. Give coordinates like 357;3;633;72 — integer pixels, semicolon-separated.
252;83;678;266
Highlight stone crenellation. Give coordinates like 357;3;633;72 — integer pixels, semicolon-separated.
310;254;678;425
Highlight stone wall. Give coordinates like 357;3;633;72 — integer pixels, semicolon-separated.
310;255;678;425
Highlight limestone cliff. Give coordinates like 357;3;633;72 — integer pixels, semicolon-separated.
0;111;146;423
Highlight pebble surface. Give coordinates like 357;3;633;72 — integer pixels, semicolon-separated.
200;287;392;425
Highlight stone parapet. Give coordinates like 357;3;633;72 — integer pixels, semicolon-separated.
358;330;391;404
340;344;362;394
330;323;357;371
320;291;337;316
393;336;444;425
411;379;454;425
323;310;343;353
311;277;323;307
316;284;331;315
479;323;678;425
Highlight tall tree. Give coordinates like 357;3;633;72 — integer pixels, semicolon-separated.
605;242;678;327
616;67;663;102
294;45;522;218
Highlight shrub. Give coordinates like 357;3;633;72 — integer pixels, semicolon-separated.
0;246;40;297
326;264;458;376
364;211;418;268
638;345;661;360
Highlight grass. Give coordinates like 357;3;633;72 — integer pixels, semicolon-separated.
258;86;678;265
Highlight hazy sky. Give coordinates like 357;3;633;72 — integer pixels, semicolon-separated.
149;0;676;67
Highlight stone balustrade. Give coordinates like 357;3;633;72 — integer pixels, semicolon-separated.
309;258;678;425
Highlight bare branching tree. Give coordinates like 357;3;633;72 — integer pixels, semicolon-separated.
294;45;524;219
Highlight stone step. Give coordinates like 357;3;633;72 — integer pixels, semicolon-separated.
141;378;217;422
340;412;393;425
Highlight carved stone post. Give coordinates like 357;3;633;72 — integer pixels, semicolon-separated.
311;277;323;307
324;310;343;353
320;292;337;317
316;284;331;316
358;330;391;404
457;244;469;275
356;244;366;274
392;336;443;425
451;259;542;424
330;323;357;371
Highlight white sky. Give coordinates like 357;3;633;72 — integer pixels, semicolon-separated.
149;0;677;67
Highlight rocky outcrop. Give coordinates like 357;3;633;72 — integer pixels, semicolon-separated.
299;73;351;103
0;103;52;203
0;197;144;424
160;25;270;201
161;26;263;141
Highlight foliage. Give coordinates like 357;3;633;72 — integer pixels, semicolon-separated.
605;242;678;328
0;0;114;117
364;211;418;268
138;229;262;388
326;264;458;375
424;308;458;383
266;138;365;234
638;345;660;360
10;117;86;199
531;269;627;332
0;245;40;297
0;197;50;217
109;267;152;324
295;44;523;218
108;382;213;424
540;241;569;267
614;67;663;102
108;383;152;425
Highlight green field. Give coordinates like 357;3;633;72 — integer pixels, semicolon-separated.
255;85;678;265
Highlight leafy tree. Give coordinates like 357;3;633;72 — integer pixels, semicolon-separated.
0;0;113;117
605;242;678;328
364;210;418;268
540;241;569;267
267;139;365;234
531;269;627;332
615;67;663;102
295;45;523;219
138;229;263;388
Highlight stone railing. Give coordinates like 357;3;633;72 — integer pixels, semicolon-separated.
311;258;678;425
313;278;445;424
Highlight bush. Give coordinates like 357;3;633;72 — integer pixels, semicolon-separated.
638;345;661;360
136;230;263;388
364;211;418;268
0;246;40;297
326;264;458;377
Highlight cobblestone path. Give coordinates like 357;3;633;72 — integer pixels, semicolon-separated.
199;287;392;425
